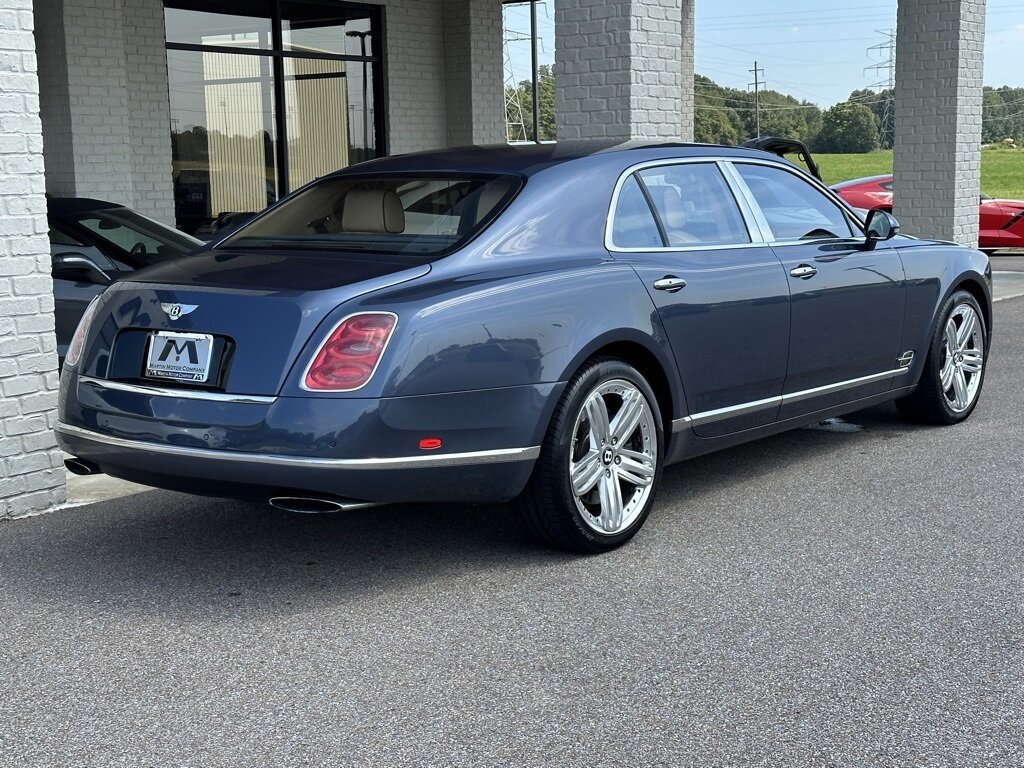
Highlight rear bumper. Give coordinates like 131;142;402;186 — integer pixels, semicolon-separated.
57;372;561;503
56;421;538;503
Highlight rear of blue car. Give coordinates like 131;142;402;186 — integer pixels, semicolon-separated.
55;173;547;507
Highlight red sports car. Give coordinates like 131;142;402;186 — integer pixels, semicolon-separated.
833;174;1024;254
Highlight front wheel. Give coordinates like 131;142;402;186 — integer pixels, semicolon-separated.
518;358;664;553
896;290;987;425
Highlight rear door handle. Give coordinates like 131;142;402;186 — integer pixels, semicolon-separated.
790;265;817;279
653;276;687;292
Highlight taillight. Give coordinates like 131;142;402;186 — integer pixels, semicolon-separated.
65;297;100;368
302;312;397;391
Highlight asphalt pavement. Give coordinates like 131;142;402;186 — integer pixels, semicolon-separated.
3;299;1024;766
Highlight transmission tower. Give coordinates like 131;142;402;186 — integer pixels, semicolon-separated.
503;30;529;142
864;29;896;148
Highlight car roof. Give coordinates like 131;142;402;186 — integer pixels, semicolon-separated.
47;197;124;218
329;141;794;178
831;174;893;190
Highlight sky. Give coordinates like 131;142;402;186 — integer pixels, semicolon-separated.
504;0;1024;108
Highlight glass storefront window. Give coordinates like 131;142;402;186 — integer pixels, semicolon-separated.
165;6;274;49
165;1;383;235
280;3;374;58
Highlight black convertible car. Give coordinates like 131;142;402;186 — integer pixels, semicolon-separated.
48;197;201;361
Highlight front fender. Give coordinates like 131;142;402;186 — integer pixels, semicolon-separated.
897;241;992;387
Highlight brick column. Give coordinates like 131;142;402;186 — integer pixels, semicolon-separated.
893;0;986;246
0;0;66;518
554;0;694;141
442;0;506;146
680;0;694;142
35;0;175;225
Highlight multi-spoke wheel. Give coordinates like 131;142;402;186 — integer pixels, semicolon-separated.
519;358;664;552
939;303;984;413
897;290;987;425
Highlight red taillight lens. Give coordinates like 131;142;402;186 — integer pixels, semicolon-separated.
65;297;100;368
303;312;397;391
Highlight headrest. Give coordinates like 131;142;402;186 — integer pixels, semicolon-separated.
658;186;687;229
341;188;405;234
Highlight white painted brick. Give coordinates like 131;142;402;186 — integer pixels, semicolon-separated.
893;0;986;247
554;0;695;141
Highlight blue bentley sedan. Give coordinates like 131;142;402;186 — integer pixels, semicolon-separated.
56;142;992;552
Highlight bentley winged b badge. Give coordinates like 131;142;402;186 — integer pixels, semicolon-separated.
160;303;198;321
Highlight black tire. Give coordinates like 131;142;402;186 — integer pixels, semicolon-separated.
518;357;665;553
896;290;987;425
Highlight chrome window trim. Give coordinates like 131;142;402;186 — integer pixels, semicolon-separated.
671;367;910;432
605;156;768;253
78;376;277;404
56;421;541;470
724;158;870;245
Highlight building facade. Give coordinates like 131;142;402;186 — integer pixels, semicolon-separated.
0;0;987;518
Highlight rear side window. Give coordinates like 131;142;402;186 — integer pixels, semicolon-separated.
639;163;750;246
610;175;663;249
735;163;855;241
224;175;521;257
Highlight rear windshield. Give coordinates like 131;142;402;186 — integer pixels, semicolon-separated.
222;174;521;256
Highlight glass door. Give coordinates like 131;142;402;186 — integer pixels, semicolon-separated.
165;1;383;234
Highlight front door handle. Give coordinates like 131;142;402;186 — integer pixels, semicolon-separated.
653;276;687;292
790;265;817;279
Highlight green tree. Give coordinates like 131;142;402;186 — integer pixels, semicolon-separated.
848;88;892;148
505;64;556;142
814;102;880;153
694;107;739;145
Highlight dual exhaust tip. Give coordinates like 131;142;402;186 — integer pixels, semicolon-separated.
64;457;370;515
268;496;378;514
64;457;101;476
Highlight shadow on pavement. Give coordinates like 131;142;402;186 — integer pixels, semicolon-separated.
0;403;916;620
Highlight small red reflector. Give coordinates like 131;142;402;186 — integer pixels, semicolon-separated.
419;438;443;450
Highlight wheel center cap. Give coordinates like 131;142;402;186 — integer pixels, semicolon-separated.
602;447;614;465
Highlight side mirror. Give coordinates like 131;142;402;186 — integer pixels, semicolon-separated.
865;209;900;242
52;251;112;286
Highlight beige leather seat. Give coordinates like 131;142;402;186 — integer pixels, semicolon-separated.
340;188;406;234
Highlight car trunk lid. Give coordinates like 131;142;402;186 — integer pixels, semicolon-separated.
86;249;429;396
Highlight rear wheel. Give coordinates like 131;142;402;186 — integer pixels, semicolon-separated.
519;358;664;553
896;290;987;425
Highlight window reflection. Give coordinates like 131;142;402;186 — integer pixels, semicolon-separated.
165;2;381;234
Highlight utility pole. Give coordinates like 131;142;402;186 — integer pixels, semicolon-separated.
864;29;896;148
749;61;765;138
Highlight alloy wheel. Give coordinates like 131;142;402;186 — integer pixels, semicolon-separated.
568;379;658;535
940;303;984;413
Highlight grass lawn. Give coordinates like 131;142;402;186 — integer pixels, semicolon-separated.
814;149;1024;199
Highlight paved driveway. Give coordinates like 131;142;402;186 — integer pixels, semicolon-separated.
3;300;1023;767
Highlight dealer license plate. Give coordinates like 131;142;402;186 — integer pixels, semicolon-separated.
145;331;214;383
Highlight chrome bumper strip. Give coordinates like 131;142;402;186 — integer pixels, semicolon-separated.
56;422;540;470
78;376;277;405
672;367;910;432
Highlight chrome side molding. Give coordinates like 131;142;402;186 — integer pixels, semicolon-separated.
672;367;910;432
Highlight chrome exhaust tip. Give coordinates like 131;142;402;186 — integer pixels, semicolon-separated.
64;457;101;476
268;496;378;514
